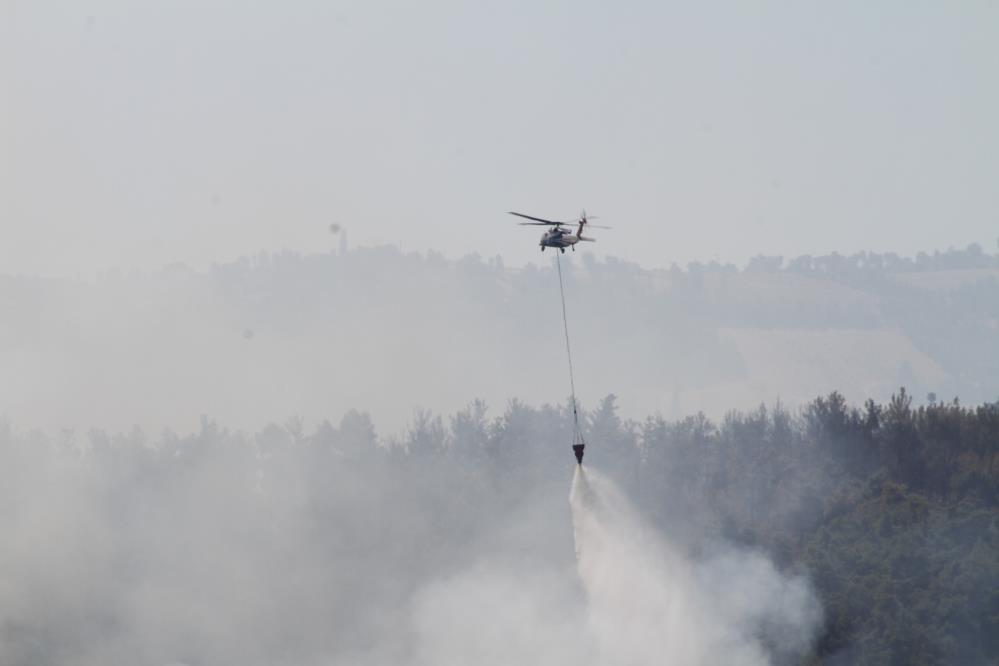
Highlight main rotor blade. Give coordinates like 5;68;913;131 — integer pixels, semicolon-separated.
508;211;565;225
518;222;554;226
585;224;612;229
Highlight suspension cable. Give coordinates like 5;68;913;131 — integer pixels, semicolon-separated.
555;254;582;442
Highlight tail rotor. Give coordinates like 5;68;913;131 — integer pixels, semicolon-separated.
576;209;610;240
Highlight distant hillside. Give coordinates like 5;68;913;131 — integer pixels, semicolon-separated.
1;244;996;432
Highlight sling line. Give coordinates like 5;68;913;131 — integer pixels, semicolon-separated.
556;254;584;447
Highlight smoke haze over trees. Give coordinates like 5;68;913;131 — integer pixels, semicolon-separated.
0;391;996;664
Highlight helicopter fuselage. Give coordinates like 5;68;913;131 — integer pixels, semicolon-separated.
540;227;580;251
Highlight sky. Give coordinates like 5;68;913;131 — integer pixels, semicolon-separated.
4;1;999;277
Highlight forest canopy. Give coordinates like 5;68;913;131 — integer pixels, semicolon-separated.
1;390;996;664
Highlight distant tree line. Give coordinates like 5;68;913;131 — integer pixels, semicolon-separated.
710;242;999;276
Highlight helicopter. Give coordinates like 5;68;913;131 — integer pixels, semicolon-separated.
508;211;610;253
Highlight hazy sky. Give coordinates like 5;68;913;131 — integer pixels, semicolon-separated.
5;1;998;276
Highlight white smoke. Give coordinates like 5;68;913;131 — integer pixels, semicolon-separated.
0;429;820;665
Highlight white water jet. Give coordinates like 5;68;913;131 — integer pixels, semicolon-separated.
570;466;821;665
